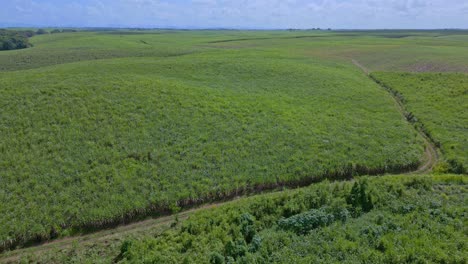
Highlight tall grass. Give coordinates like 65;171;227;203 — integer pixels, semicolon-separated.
0;48;425;250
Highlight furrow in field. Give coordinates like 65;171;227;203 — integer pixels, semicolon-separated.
352;58;439;173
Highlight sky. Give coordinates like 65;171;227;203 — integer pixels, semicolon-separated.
1;0;468;29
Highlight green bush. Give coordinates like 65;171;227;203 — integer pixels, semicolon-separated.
210;252;225;264
278;208;336;234
0;29;32;50
346;179;374;214
36;29;48;35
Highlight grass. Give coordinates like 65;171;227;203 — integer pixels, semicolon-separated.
9;174;466;263
371;72;468;173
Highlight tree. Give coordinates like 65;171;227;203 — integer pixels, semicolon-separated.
36;29;48;35
346;180;374;214
62;29;78;33
20;30;36;38
2;39;16;50
1;30;32;50
209;252;225;264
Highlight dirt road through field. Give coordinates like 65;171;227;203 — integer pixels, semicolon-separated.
352;59;438;173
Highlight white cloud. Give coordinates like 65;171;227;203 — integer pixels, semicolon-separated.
1;0;467;29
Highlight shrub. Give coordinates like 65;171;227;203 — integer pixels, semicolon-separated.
346;179;374;214
224;239;247;260
36;29;48;35
210;252;225;264
0;29;32;50
278;208;335;235
239;213;256;243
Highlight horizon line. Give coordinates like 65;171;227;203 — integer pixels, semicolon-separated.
2;26;468;31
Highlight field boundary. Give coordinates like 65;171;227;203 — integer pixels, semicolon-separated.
351;59;438;173
0;202;223;263
0;159;420;255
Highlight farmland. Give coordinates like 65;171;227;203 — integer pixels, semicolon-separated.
0;29;467;261
2;30;468;72
372;72;468;174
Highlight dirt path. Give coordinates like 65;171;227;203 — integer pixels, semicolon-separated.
0;60;439;263
415;138;438;173
351;59;370;75
0;203;223;263
351;59;438;173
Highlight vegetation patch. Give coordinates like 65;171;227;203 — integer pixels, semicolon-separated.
0;29;33;51
117;175;467;264
22;175;465;263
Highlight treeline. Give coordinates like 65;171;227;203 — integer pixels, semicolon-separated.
0;29;32;50
50;29;78;34
0;28;79;51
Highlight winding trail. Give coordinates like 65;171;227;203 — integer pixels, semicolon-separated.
0;59;439;263
351;59;438;173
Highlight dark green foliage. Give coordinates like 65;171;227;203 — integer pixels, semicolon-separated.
0;29;32;50
120;240;132;256
224;239;247;260
119;240;133;259
210;252;225;264
61;29;78;33
249;235;262;253
219;213;262;262
278;208;335;235
448;159;465;174
346;179;374;214
35;29;48;35
18;30;35;38
239;213;256;243
403;177;431;190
